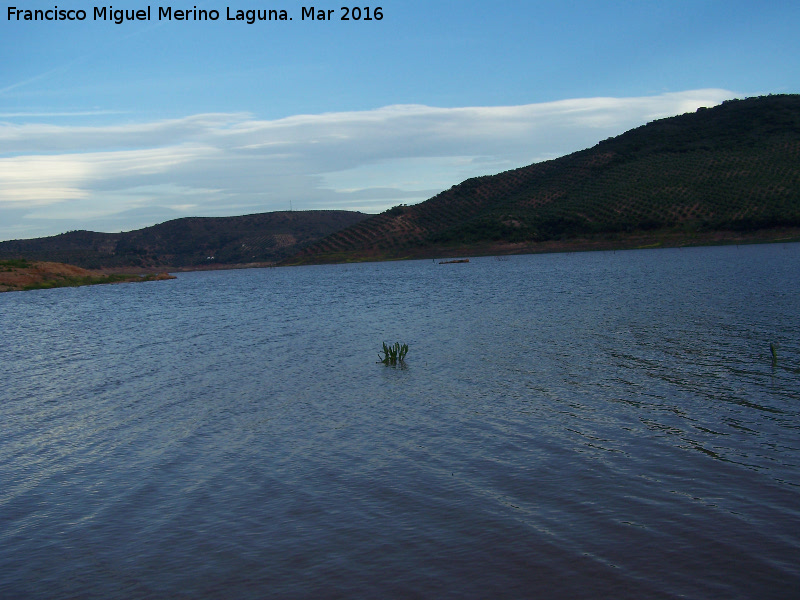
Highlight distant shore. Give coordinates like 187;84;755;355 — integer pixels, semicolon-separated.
4;228;798;285
0;260;175;293
281;226;800;266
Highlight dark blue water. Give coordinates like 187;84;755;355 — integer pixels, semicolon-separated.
2;244;799;599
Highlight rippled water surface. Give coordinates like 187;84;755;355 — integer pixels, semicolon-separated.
2;244;800;599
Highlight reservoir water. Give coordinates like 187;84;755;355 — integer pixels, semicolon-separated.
2;243;799;599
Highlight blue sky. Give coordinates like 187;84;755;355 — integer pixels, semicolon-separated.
1;1;798;241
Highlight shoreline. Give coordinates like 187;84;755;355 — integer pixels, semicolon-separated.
0;260;175;293
4;228;798;283
279;226;800;267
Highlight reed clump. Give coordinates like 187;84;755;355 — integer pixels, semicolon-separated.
378;342;408;366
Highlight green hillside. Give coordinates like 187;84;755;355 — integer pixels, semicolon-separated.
286;95;800;264
0;210;370;269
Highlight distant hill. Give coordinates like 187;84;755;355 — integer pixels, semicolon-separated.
0;210;371;269
286;95;800;264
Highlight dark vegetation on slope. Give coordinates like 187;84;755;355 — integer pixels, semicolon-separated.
0;211;371;269
287;95;800;264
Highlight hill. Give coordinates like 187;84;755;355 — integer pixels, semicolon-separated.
285;95;800;265
0;210;370;270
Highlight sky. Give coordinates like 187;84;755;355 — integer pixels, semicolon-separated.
1;1;798;241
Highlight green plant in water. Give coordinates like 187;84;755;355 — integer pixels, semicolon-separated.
378;342;408;365
770;342;778;367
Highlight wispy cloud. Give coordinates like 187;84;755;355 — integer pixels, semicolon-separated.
0;110;128;118
0;89;735;240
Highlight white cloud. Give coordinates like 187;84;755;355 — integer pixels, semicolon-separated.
0;89;736;240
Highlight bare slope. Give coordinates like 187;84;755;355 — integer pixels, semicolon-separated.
0;259;174;293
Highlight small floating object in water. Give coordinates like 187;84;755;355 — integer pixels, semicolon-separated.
438;259;469;264
770;342;778;367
